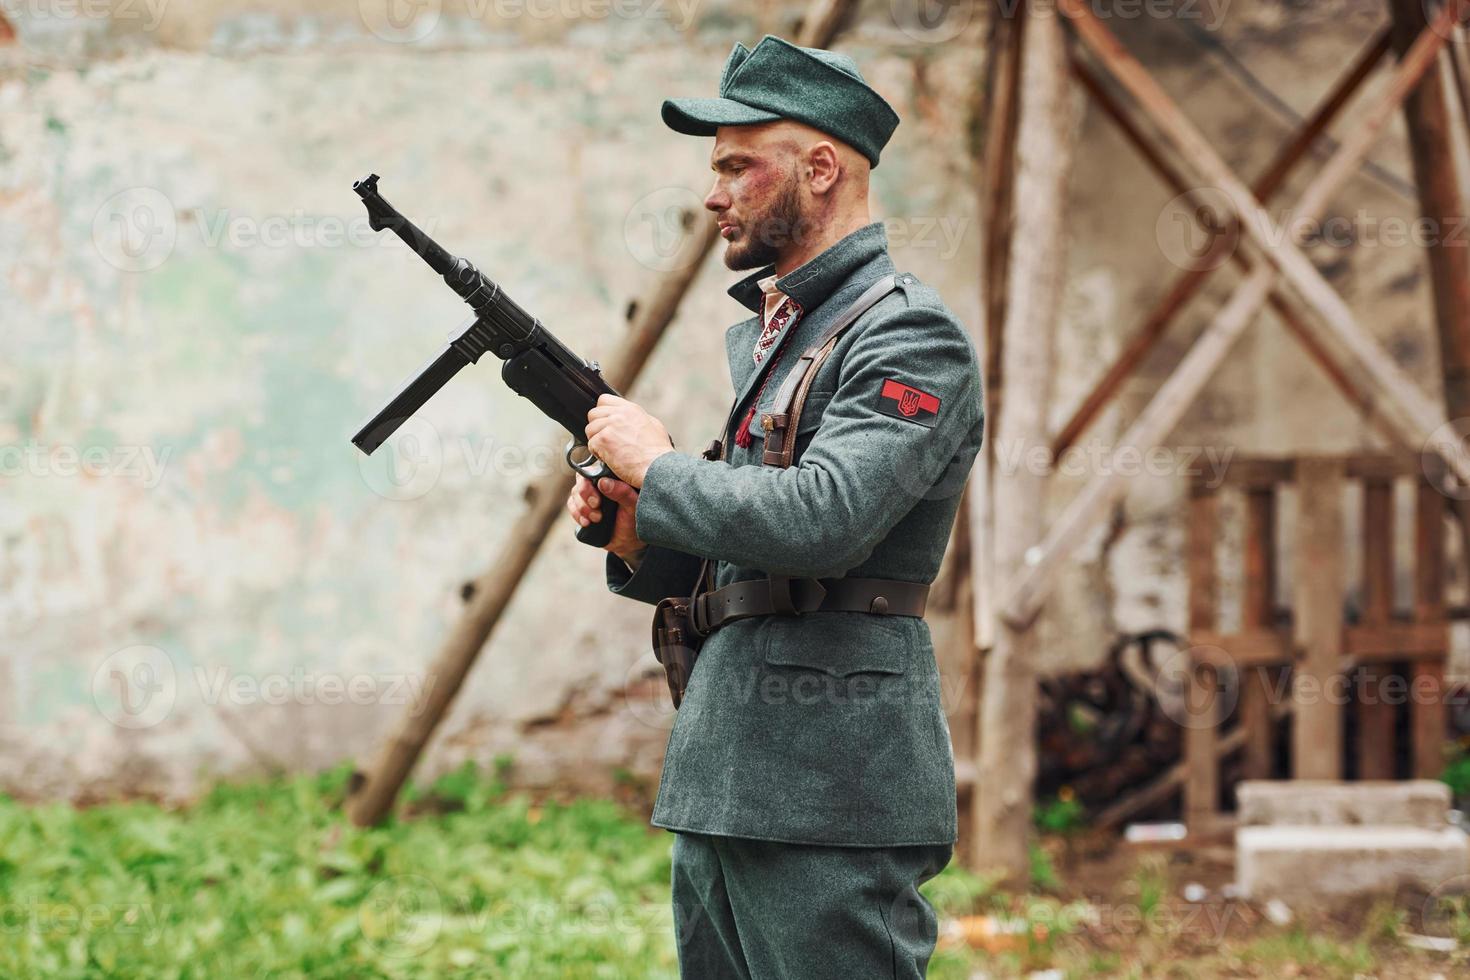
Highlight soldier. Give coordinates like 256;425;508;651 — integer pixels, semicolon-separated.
566;35;984;979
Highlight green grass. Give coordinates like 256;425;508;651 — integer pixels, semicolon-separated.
0;761;997;979
0;762;675;978
11;761;1430;978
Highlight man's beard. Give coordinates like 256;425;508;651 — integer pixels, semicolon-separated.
723;172;810;271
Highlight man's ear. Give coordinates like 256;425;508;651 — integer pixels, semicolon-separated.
806;141;841;196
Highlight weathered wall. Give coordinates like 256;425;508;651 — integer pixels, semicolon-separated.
1;0;1463;803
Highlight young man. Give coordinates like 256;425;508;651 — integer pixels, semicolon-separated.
565;35;984;978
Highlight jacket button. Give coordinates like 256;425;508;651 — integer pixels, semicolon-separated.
869;596;889;614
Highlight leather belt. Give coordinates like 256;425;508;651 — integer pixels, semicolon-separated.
689;576;929;637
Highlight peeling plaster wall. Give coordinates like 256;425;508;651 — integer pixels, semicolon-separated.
1;0;1464;803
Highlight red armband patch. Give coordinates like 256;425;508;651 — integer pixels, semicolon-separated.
876;379;940;428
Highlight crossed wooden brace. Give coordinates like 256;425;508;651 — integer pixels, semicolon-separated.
998;0;1470;631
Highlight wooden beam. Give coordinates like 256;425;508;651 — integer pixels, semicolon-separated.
1387;0;1470;444
1000;0;1470;630
1051;29;1391;456
970;0;1028;650
972;0;1073;883
1412;482;1449;778
1183;487;1219;830
980;0;1026;441
1095;725;1248;830
1387;0;1470;618
1188;630;1292;669
1003;266;1274;628
1292;458;1345;781
1240;486;1278;779
1060;0;1470;476
1357;479;1397;778
1343;622;1449;659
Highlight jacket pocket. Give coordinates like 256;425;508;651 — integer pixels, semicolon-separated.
761;610;910;677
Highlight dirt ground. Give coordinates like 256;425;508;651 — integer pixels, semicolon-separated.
953;831;1469;978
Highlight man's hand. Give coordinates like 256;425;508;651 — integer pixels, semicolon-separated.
566;474;645;562
585;394;674;489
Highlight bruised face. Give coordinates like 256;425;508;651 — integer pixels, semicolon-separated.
704;123;813;271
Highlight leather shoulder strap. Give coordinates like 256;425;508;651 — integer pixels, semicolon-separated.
759;273;899;467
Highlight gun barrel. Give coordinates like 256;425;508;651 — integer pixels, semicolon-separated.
353;173;457;277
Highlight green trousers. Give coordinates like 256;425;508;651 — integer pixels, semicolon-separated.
669;831;952;979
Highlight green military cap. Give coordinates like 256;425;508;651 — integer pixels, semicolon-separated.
661;35;900;168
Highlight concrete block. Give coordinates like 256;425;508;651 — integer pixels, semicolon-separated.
1237;780;1451;829
1237;825;1470;902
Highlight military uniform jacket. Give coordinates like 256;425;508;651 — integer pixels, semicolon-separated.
606;222;984;847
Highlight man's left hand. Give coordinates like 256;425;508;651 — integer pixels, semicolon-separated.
585;394;673;489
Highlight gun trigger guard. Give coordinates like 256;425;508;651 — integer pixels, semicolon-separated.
565;440;612;482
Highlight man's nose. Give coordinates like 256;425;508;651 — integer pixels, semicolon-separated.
704;181;728;213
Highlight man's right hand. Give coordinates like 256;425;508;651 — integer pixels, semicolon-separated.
567;475;645;563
